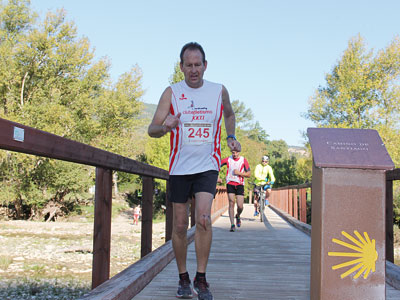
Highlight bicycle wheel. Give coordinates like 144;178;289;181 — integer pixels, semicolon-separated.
260;192;264;222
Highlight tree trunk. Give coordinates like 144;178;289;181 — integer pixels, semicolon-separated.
20;72;29;107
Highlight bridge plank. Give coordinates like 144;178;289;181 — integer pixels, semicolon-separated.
133;204;400;299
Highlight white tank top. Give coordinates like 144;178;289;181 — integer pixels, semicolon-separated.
169;80;223;175
226;156;245;185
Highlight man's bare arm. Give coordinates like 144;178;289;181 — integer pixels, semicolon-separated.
233;169;251;178
148;87;181;137
222;85;241;151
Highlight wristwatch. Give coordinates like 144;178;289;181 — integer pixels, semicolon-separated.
226;135;236;140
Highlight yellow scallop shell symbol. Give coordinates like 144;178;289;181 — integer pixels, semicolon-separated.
328;230;378;279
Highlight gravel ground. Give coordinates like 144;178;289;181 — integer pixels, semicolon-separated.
0;210;166;300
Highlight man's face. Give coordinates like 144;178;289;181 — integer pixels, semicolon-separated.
262;160;269;166
231;150;240;159
180;49;207;88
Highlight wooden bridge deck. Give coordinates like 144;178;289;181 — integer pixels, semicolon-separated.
133;204;400;299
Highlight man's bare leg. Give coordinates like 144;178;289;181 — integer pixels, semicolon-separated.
228;193;236;226
236;195;244;217
254;194;259;215
172;201;190;274
194;191;213;273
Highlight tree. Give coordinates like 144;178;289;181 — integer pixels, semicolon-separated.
0;1;145;219
305;34;400;166
169;61;184;84
247;121;269;144
231;99;254;130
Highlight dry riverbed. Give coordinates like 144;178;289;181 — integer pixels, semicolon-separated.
0;210;166;299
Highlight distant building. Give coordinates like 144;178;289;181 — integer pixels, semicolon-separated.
288;146;308;157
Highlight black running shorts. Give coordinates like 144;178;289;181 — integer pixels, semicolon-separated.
168;170;219;203
226;184;244;196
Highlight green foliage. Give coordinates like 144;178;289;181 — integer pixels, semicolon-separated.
247;121;269;143
145;134;170;171
0;255;13;270
305;34;400;166
394;182;400;227
295;157;312;183
169;61;184;84
305;34;400;225
231;99;254;131
0;1;145;219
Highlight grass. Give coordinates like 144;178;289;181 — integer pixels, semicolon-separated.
394;225;400;266
153;210;166;224
23;263;47;276
69;199;130;222
0;278;90;300
0;255;13;270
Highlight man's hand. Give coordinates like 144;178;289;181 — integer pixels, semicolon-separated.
164;112;181;132
233;169;240;176
227;138;241;152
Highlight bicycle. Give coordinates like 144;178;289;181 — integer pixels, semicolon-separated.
253;182;271;222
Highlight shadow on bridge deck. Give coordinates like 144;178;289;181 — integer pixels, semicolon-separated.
133;204;400;300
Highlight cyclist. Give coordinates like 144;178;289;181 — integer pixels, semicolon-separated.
221;149;251;232
253;155;275;216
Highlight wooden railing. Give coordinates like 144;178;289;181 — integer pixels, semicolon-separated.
0;117;229;294
385;168;400;263
269;182;311;224
80;186;228;300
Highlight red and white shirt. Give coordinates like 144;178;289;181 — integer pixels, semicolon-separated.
221;156;250;186
169;80;223;175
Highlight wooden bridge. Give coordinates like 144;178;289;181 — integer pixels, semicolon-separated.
1;118;400;299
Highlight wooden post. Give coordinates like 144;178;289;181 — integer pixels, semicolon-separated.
165;181;173;242
92;167;113;289
141;176;153;258
386;179;394;263
293;189;298;220
288;189;293;216
299;188;307;223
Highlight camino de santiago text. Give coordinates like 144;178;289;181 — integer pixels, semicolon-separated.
326;141;369;151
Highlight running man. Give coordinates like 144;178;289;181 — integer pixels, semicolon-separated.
221;149;250;232
253;155;275;216
148;42;240;300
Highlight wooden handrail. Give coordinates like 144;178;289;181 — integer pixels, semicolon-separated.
272;182;311;190
386;168;400;181
0;117;169;289
0;117;168;179
385;168;400;264
0;117;229;292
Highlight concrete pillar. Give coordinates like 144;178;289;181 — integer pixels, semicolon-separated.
308;128;394;300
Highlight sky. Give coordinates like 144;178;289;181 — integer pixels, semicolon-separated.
30;0;400;147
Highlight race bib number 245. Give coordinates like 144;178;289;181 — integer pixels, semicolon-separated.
183;123;213;145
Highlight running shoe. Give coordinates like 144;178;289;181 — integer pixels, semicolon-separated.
253;211;258;216
230;224;235;232
193;277;213;300
176;273;193;299
235;215;241;227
